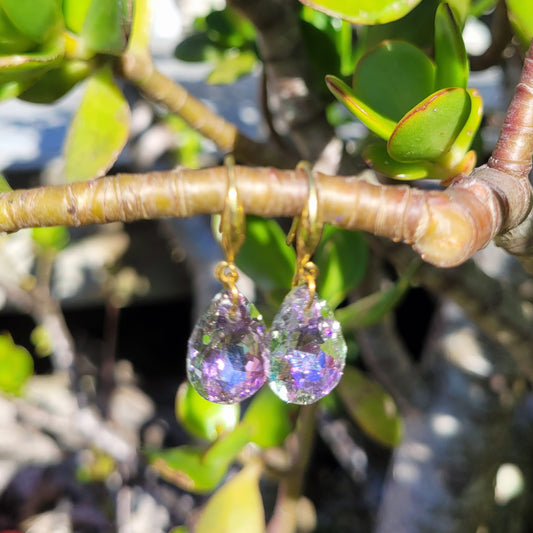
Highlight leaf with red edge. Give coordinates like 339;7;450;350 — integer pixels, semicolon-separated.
363;143;431;180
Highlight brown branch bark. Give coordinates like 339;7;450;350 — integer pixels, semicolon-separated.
0;164;530;268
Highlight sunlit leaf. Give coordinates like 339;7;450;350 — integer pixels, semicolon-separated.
82;0;128;55
242;387;294;448
0;6;35;54
363;143;431;180
237;216;295;292
64;64;130;182
337;366;403;447
207;50;257;85
0;333;34;396
195;462;265;533
336;260;418;330
314;226;368;309
353;41;435;123
0;0;62;43
506;0;533;50
298;0;423;25
62;0;92;34
127;0;152;53
175;381;240;442
18;60;91;104
31;226;69;252
325;75;396;140
388;88;470;162
434;3;468;90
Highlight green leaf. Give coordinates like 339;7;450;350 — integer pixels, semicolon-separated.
314;226;368;309
82;0;128;55
236;216;295;292
0;333;34;396
388;88;470;162
434;3;468;90
126;0;152;53
64;64;130;182
0;6;36;54
298;0;423;24
337;366;403;447
195;462;265;533
336;260;418;330
363;143;431;180
0;37;64;93
175;382;240;442
175;32;223;62
0;174;12;192
448;88;483;157
32;226;69;251
207;50;256;85
18;60;90;103
505;0;533;50
0;0;62;43
205;7;255;49
353;41;436;123
242;386;294;448
325;75;397;140
148;423;252;493
62;0;93;34
30;325;53;357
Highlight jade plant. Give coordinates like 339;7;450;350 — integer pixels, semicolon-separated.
0;0;533;532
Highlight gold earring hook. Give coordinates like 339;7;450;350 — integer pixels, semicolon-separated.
215;155;245;312
287;161;323;303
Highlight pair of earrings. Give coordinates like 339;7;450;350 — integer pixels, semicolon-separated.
186;158;346;406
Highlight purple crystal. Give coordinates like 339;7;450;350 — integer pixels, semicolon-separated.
268;285;346;405
187;289;268;404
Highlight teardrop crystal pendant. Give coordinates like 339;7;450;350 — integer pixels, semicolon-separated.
269;284;346;405
187;289;268;404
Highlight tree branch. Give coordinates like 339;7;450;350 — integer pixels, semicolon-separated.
0;163;529;267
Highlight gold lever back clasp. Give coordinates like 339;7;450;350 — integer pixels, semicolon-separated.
215;155;245;311
287;161;323;303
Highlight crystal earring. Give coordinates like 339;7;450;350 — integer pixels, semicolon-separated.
186;156;268;404
268;162;347;405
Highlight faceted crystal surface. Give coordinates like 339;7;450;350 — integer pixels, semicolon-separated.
269;285;346;405
187;289;268;404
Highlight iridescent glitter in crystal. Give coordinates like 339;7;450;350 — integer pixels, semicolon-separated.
268;285;346;405
187;289;268;404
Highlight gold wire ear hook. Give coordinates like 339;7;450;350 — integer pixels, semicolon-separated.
288;161;323;303
215;155;245;312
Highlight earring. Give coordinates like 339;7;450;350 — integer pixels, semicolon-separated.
186;156;268;404
268;162;347;405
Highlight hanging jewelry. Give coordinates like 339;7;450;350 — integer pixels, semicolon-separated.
186;156;268;404
268;162;347;405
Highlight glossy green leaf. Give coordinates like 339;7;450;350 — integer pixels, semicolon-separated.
64;65;130;182
0;7;36;54
298;0;423;24
363;143;431;180
337;366;403;447
236;216;295;292
314;226;368;309
434;3;468;90
448;88;483;156
336;259;418;330
505;0;533;50
325;75;397;140
388;88;470;162
195;462;265;533
207;50;257;85
0;0;62;43
469;0;497;18
353;41;435;124
148;445;228;493
62;0;93;34
0;174;12;192
148;424;252;493
18;60;91;103
175;382;240;442
242;387;294;448
126;0;152;53
0;333;34;396
82;0;128;55
175;32;223;62
0;37;63;89
32;226;69;251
